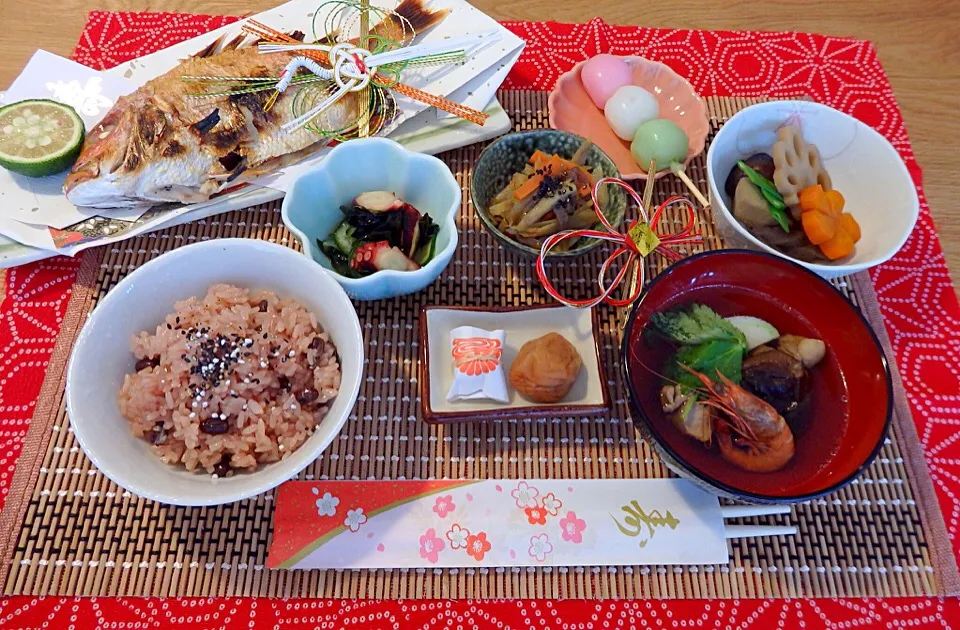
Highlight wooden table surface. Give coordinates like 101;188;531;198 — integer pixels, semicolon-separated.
1;0;958;286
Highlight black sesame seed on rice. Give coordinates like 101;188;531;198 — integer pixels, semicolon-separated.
121;285;340;475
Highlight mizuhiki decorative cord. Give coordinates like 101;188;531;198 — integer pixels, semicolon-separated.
266;31;499;133
536;177;702;309
183;1;495;140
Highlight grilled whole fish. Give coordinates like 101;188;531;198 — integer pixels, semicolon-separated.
64;0;448;209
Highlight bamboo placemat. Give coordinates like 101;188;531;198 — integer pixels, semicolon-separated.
1;92;956;599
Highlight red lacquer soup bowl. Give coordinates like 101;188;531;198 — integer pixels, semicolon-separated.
622;250;892;503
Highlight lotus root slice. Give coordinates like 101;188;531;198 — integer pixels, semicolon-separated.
772;125;832;218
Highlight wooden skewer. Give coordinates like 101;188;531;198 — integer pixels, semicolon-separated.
670;161;710;208
640;159;658;214
618;160;658;329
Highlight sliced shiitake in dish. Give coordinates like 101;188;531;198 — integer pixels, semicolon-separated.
724;152;775;200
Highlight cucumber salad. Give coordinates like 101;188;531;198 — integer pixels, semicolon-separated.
319;191;440;278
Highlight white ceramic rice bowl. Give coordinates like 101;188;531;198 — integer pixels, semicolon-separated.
66;239;364;506
706;101;919;279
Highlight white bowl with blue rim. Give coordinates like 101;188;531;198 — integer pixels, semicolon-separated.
281;138;461;300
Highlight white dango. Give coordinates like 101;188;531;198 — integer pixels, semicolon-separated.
603;85;659;141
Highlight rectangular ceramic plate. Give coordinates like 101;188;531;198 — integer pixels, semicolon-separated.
420;304;610;422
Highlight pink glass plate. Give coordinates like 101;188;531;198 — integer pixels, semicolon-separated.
548;57;708;180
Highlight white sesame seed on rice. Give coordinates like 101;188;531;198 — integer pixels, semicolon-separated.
118;284;341;475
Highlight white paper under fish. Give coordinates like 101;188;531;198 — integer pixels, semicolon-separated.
0;51;135;230
0;0;523;264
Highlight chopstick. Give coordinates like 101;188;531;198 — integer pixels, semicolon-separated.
721;504;795;539
721;504;791;518
724;524;798;539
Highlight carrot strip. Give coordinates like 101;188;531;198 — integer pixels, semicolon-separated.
546;154;566;175
516;152;594;199
514;173;543;200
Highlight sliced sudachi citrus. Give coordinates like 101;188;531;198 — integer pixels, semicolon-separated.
0;99;85;178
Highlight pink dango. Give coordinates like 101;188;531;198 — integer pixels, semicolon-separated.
580;55;633;109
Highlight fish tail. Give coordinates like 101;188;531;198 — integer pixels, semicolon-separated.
193;29;306;58
394;0;449;33
377;0;450;41
193;34;229;59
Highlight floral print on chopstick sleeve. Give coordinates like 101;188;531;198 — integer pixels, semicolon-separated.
528;534;553;562
525;505;548;525
446;523;470;550
559;511;587;544
432;494;456;518
541;493;563;516
312;488;340;517
445;523;493;562
419;528;445;563
344;508;367;532
511;481;540;508
465;532;492;561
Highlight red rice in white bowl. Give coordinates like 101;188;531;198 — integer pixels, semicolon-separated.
67;239;363;506
119;284;341;476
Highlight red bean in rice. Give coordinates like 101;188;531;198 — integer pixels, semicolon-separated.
117;284;341;475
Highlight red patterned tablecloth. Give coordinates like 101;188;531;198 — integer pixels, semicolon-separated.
0;12;958;629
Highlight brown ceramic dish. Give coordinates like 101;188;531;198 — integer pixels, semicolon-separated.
419;304;610;423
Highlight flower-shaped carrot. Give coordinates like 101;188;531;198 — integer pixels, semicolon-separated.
798;185;861;260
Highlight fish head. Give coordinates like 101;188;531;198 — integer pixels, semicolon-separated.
64;99;148;208
64;96;212;209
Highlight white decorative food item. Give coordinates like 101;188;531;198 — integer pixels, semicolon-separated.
446;326;508;403
726;315;780;351
603;85;660;141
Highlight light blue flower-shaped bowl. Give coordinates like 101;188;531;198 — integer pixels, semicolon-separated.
281;138;461;301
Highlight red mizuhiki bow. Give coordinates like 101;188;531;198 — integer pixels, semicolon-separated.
535;177;702;308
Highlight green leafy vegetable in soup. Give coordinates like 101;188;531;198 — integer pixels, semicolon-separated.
650;303;748;393
650;303;747;348
665;338;745;391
